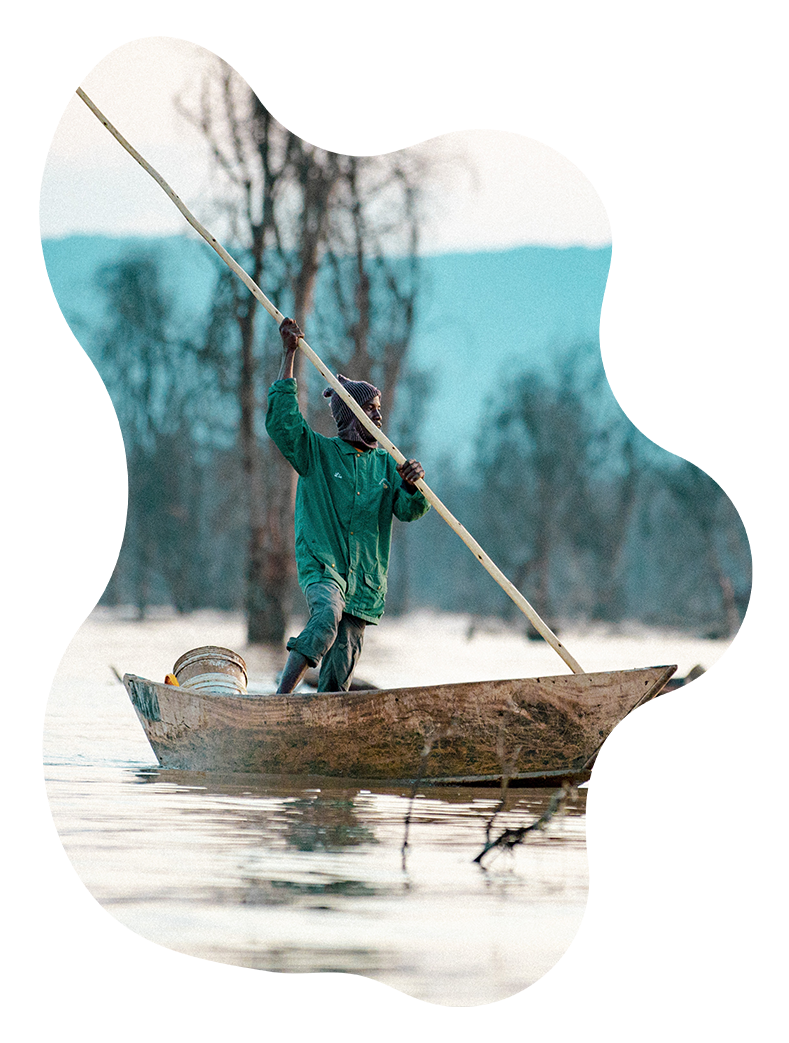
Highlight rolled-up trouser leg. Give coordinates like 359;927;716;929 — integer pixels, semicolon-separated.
285;581;367;692
317;613;366;692
285;582;345;666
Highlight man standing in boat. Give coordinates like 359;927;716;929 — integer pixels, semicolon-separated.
266;317;430;694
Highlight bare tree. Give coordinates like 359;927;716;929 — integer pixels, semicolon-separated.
180;61;430;645
317;152;426;424
180;64;345;643
657;459;750;637
473;353;600;628
94;250;220;616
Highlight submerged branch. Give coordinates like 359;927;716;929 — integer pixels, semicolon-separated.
401;725;456;871
473;782;576;865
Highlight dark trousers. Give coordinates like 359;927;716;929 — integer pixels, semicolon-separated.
286;581;367;692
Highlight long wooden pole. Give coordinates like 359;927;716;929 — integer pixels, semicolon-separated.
76;87;584;674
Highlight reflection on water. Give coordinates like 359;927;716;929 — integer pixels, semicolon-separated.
46;756;588;1005
43;611;679;1006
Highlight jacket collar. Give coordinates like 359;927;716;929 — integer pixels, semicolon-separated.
332;437;381;456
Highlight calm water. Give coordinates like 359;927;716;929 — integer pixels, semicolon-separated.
43;610;726;1006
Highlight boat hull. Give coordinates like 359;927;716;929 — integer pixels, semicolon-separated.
123;665;676;784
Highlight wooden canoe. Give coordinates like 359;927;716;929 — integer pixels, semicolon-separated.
123;664;676;786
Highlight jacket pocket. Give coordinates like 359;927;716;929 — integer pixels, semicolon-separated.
363;571;387;598
356;571;386;617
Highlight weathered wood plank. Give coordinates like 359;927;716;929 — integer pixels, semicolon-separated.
124;665;676;783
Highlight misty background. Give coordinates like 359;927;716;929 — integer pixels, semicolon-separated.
39;39;751;648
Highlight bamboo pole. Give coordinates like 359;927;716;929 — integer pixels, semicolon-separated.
76;87;584;675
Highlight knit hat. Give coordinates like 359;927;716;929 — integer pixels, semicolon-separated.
323;374;381;446
321;375;379;448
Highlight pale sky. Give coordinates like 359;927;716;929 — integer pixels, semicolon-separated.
40;36;611;251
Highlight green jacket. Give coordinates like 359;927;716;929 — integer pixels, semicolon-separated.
265;378;430;622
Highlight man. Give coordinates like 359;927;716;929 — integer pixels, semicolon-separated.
265;317;430;693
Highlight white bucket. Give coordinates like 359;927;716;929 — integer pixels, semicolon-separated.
173;646;248;695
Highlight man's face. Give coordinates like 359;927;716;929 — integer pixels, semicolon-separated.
361;395;382;428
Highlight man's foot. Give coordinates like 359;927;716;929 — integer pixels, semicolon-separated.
277;651;311;693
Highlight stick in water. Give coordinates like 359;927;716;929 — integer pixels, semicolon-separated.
75;87;584;674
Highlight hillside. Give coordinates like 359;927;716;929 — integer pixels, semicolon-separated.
42;234;612;466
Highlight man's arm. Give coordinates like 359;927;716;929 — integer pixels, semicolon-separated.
265;317;315;475
278;317;302;379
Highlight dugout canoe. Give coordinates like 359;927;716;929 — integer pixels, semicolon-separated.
122;664;677;786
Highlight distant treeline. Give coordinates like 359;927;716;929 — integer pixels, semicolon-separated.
46;67;750;645
83;249;750;640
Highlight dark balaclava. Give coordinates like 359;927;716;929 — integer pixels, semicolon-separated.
323;374;381;448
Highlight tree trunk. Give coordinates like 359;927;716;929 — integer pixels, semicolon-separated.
246;155;334;647
187;71;427;647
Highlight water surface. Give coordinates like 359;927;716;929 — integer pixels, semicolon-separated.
44;609;725;1005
